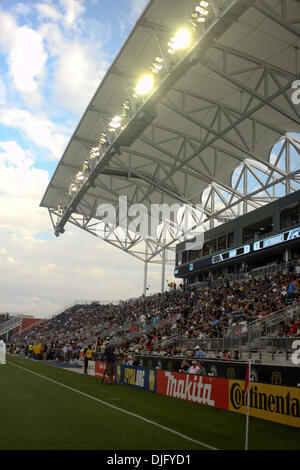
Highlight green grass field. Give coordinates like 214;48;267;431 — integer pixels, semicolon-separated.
0;355;299;451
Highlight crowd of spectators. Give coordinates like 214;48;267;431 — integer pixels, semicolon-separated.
7;267;300;366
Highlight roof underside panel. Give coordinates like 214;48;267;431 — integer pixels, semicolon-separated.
41;0;300;246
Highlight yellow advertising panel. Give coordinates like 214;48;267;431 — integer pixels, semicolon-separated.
228;380;300;428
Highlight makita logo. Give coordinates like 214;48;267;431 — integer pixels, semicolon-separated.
165;372;215;406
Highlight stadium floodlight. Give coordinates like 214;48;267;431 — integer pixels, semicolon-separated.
82;160;89;172
108;115;122;133
121;99;130;118
99;132;108;145
150;57;163;75
57;203;63;215
133;74;155;97
68;183;77;195
189;1;210;29
195;7;208;16
75;171;85;182
167;29;191;55
89;146;100;160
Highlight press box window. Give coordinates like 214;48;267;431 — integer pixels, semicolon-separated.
242;217;273;243
280;202;300;229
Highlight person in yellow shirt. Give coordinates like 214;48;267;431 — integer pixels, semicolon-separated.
35;342;42;358
84;345;93;374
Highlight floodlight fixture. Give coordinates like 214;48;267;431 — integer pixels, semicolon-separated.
57;203;63;215
99;133;108;145
89;146;100;160
133;74;155;97
75;171;85;182
121;99;131;118
189;1;210;29
167;29;191;55
195;6;208;15
68;183;77;195
108;115;122;133
150;57;163;74
82;160;89;172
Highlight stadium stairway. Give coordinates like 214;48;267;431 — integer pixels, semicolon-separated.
0;316;23;339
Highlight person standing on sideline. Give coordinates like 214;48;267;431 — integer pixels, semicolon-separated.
84;345;93;374
102;346;116;385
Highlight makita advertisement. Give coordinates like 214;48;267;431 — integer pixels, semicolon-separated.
156;370;228;410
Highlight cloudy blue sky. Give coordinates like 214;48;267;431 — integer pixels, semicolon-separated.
0;0;178;318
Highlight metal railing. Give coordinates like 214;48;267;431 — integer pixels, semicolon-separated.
98;317;173;348
188;260;300;289
0;316;23;338
150;301;300;361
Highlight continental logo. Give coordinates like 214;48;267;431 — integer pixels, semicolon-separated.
271;371;282;385
226;367;235;379
230;381;300;419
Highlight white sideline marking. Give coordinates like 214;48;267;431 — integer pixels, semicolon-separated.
9;361;218;450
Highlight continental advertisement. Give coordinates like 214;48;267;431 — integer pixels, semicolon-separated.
228;379;300;428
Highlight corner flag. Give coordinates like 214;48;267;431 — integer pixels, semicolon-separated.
0;340;6;365
244;360;251;394
244;359;251;450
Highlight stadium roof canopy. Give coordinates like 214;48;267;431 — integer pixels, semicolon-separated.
41;0;300;270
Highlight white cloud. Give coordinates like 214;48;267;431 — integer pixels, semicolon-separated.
51;41;108;114
0;108;70;159
36;0;86;28
0;222;175;317
0;9;18;51
0;9;48;105
0;140;50;239
36;2;62;22
0;141;49;198
0;2;110;115
59;0;86;28
12;3;32;16
0;76;6;106
9;26;47;97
